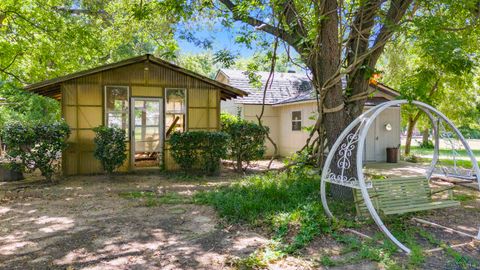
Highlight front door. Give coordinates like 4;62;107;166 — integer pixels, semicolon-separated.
130;98;163;169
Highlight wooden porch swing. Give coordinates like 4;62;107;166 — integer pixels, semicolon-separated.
320;100;480;254
353;176;460;217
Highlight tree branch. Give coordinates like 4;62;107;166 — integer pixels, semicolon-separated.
218;0;303;52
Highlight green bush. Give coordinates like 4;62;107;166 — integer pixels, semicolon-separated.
458;126;480;139
169;131;229;174
1;121;70;181
93;126;127;174
417;139;434;149
220;113;268;171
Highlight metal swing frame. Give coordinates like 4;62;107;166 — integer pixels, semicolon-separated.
320;100;480;254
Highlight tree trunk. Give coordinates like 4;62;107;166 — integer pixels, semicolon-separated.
405;117;415;156
422;129;429;145
404;111;422;156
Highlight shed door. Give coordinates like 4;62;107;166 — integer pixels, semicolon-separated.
130;98;163;169
364;118;379;162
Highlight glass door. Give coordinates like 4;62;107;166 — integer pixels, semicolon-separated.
130;98;163;168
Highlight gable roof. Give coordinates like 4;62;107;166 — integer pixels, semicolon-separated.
26;54;248;101
216;69;399;106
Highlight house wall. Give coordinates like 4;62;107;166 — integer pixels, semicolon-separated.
243;104;279;157
62;61;220;175
274;103;401;161
364;106;401;162
277;102;318;156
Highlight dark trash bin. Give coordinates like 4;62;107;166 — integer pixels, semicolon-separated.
386;147;398;163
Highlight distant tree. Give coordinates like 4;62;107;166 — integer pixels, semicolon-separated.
379;4;480;155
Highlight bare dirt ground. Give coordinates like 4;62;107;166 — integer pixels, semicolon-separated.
0;171;268;270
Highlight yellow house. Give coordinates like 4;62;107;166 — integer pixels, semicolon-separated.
26;55;247;175
217;69;401;162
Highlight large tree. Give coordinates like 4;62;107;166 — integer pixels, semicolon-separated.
193;0;480;198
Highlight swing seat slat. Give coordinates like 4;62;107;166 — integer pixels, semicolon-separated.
354;177;460;217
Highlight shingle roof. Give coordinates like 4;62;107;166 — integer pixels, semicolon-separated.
218;69;399;106
217;69;313;104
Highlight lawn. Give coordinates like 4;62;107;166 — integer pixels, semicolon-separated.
405;146;480;168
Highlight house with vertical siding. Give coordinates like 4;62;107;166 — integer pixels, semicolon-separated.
25;54;247;175
216;69;401;162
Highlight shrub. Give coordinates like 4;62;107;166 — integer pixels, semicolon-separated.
403;154;419;163
417;139;434;149
201;132;230;174
220;113;268;171
93;126;127;174
1;121;70;181
169;131;229;174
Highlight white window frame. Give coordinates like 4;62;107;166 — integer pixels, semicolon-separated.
104;86;130;134
291;110;302;131
164;88;187;134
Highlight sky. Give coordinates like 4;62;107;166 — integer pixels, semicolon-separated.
175;21;273;58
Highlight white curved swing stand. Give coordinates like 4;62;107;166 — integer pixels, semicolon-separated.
320;100;480;254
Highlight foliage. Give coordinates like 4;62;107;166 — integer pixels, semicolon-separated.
284;149;317;175
1;121;70;181
403;154;419;163
458;126;480;139
220;113;268;171
379;0;480;155
0;0;188;85
195;170;334;253
169;131;229;175
93;126;127;174
0;83;61;129
417;139;434;149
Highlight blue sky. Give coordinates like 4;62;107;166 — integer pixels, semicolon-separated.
176;21;270;57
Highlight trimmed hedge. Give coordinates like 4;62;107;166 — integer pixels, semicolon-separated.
93;126;127;174
169;131;229;174
1;121;70;181
220;113;268;171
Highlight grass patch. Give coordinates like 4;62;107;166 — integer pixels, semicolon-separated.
195;170;343;264
453;193;476;202
119;191;191;206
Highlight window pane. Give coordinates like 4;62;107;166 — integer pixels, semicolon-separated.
105;86;129;133
292;111;302;131
107;112;129;131
106;86;129;113
166;114;185;136
166;89;186;114
292;111;301;121
292;121;302;131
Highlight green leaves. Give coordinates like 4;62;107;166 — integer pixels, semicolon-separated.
220;112;268;171
1;120;70;181
93;126;127;174
169;131;229;175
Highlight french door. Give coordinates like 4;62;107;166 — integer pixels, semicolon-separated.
130;97;163;168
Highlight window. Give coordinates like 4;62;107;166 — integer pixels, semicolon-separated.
292;111;302;131
165;88;186;136
105;86;129;133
